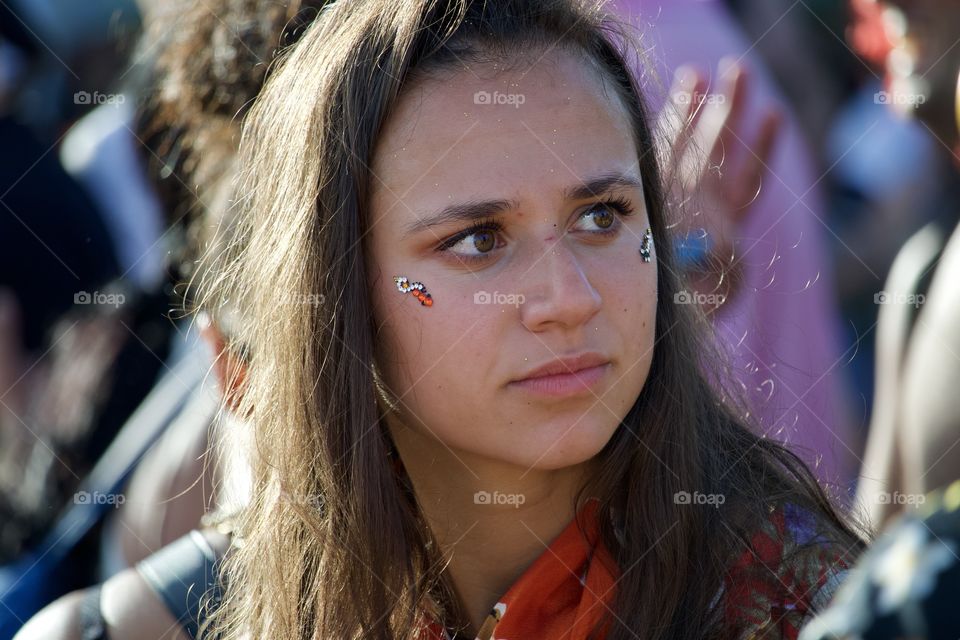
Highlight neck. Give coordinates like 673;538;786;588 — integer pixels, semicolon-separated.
390;424;597;636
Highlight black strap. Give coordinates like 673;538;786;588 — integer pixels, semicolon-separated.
78;584;108;640
136;530;226;639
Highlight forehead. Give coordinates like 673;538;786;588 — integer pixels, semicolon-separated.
368;49;642;224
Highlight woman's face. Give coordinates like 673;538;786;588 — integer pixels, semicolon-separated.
367;49;657;471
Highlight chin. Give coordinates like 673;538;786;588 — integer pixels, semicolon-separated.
500;416;619;471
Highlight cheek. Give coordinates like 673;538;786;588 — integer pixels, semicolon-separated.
594;252;658;397
588;242;658;345
374;284;501;430
622;264;657;345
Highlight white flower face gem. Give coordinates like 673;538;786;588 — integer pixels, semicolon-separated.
394;276;433;307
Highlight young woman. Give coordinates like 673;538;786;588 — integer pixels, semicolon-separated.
198;1;865;638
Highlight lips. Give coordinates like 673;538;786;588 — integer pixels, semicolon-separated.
513;352;611;382
508;353;612;398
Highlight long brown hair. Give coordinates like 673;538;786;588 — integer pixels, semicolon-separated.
198;1;864;638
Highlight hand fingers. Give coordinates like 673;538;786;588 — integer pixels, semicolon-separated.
718;57;749;132
729;107;783;221
708;58;750;170
662;65;709;157
673;65;710;128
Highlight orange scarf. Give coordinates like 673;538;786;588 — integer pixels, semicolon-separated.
419;498;619;640
414;498;846;640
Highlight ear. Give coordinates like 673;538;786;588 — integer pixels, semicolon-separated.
198;312;248;414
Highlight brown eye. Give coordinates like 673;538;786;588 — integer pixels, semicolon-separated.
591;205;615;229
439;222;504;264
472;230;496;253
573;198;634;235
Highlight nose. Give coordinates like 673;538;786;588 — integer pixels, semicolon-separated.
518;241;602;333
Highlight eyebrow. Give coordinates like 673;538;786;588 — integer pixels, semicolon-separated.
402;171;644;239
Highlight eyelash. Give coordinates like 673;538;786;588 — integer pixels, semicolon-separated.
435;196;638;264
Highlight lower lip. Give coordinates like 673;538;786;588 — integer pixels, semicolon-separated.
509;363;611;397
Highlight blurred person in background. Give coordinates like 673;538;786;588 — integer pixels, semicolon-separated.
798;22;960;631
0;0;181;586
0;0;264;631
0;5;123;353
8;2;322;638
800;481;960;639
849;0;960;532
822;0;960;421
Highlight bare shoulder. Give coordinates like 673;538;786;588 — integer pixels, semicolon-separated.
13;590;86;640
14;567;191;640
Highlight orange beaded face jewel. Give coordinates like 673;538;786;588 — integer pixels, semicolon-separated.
394;276;433;307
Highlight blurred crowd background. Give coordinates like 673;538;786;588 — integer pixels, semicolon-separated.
1;0;959;638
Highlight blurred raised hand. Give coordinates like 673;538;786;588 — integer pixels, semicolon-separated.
658;58;782;309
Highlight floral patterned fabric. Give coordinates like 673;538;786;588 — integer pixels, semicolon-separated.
799;479;960;640
417;498;850;640
723;503;852;639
